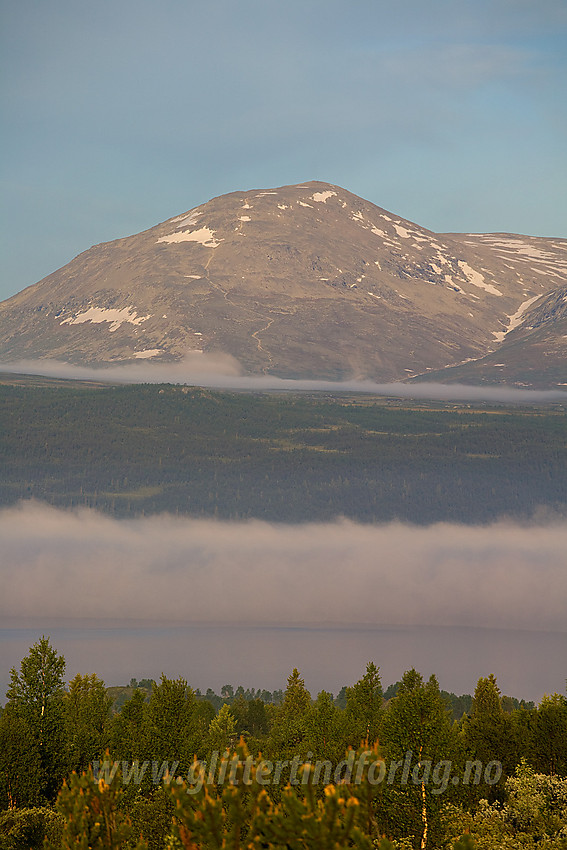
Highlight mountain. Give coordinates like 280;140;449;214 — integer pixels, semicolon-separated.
1;181;565;385
415;282;567;388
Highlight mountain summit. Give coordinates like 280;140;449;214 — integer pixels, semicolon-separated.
1;181;565;386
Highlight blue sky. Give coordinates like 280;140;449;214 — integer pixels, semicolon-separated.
1;0;566;301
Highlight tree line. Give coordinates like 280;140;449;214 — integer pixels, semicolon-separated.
1;638;566;848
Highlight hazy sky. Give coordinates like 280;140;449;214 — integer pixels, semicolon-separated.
1;0;566;301
1;502;566;703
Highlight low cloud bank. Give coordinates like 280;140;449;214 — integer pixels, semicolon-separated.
0;353;242;383
1;356;566;402
2;501;566;633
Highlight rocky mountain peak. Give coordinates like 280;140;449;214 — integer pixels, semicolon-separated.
1;182;565;386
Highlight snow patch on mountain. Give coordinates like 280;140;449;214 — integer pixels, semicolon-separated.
458;261;502;296
172;211;202;228
312;190;336;203
529;267;566;279
492;294;542;342
471;237;567;276
60;306;151;333
157;227;222;248
480;238;560;262
133;349;162;359
170;209;201;225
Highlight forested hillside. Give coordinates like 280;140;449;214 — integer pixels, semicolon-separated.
1;383;566;523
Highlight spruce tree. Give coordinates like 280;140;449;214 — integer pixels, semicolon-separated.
346;662;383;746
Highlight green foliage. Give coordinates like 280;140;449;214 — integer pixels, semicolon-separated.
109;689;147;762
443;761;567;849
505;759;567;838
452;836;476;850
346;662;383;746
305;690;348;763
106;681;154;714
47;767;147;850
63;673;112;773
143;676;202;766
207;704;236;753
128;787;174;850
3;637;67;802
382;671;454;763
283;668;312;716
530;693;567;775
1;638;565;848
268;668;312;759
166;740;387;849
380;670;457;848
237;697;268;738
6;637;65;723
462;675;514;792
0;806;62;849
0;711;45;808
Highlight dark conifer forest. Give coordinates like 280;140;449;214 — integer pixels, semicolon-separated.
1;382;566;523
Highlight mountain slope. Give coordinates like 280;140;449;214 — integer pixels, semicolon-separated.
1;181;565;384
417;283;567;388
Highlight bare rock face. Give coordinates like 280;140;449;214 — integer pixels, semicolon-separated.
1;181;565;385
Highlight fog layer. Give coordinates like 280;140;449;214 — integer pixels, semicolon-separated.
2;501;566;632
1;356;566;403
2;502;566;702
